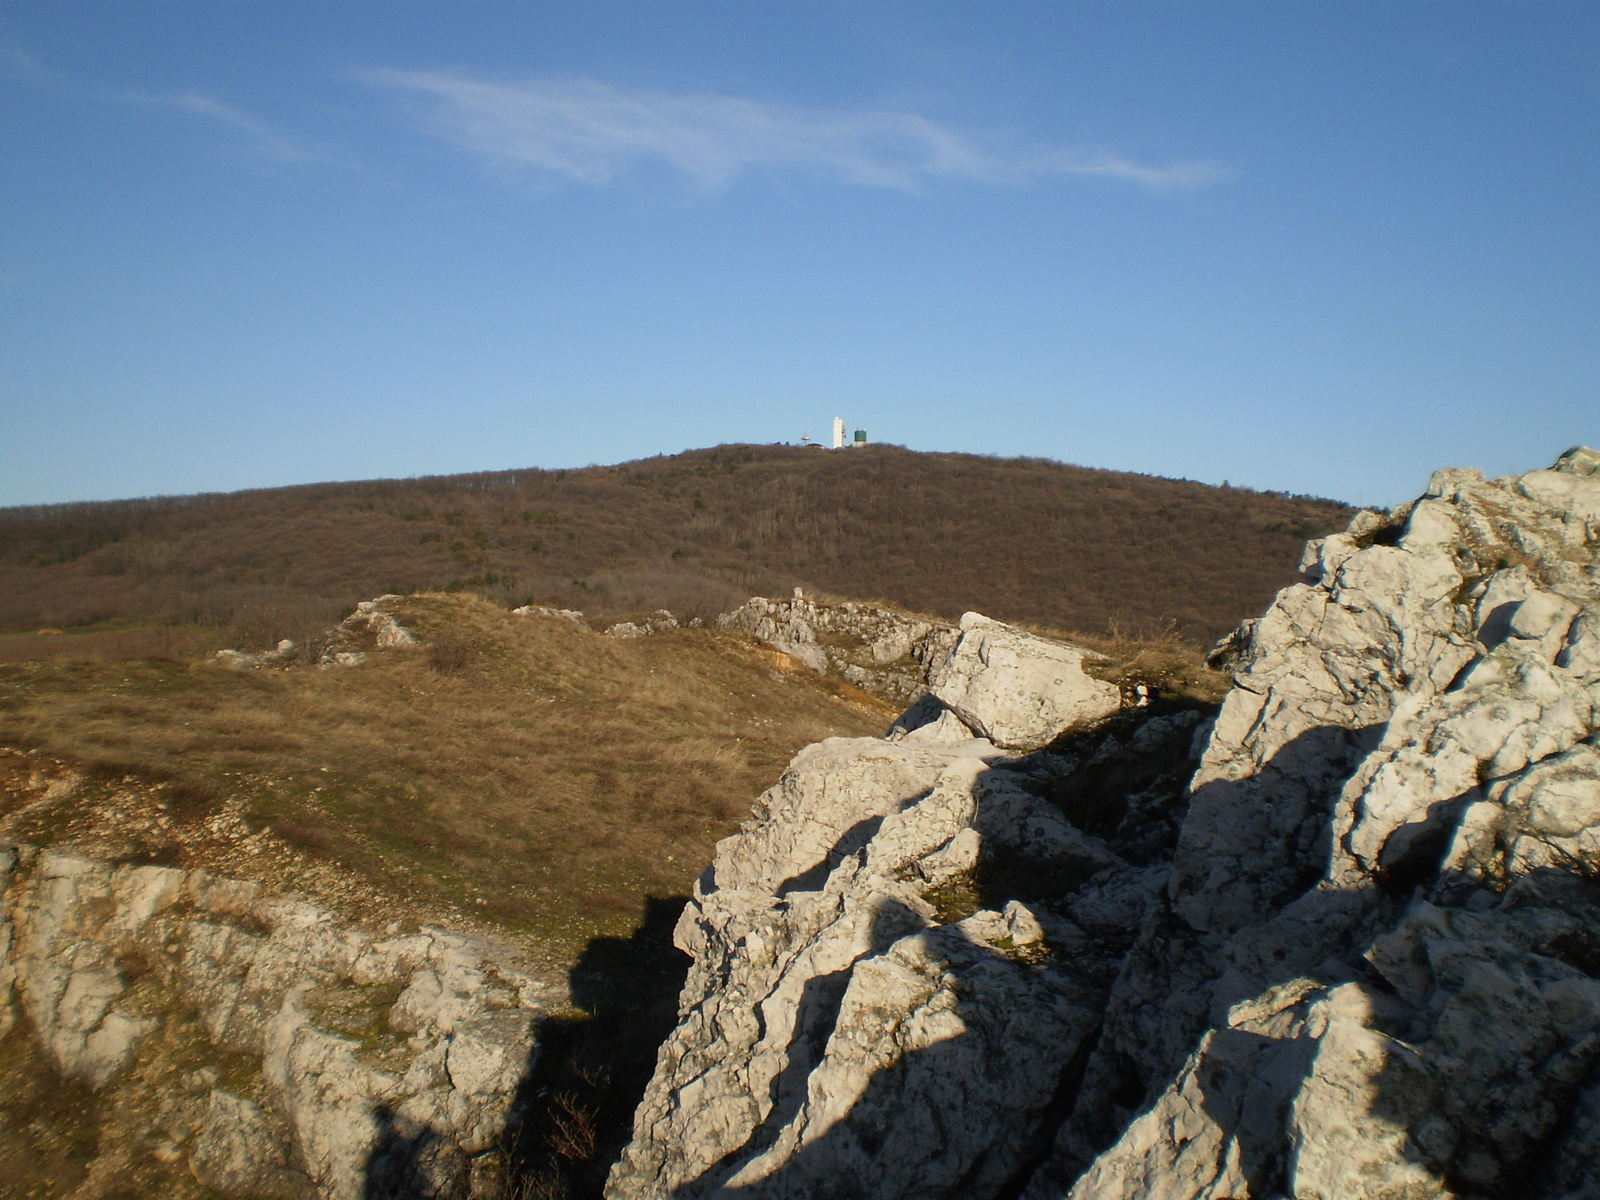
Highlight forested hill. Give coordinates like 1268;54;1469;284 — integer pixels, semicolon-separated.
0;444;1355;647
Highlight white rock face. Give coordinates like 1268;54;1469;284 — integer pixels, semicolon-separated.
934;613;1122;750
512;604;588;629
313;595;422;667
606;607;1156;1200
0;849;549;1200
606;610;679;638
344;597;420;649
190;1089;311;1198
212;595;424;671
11;852;169;1087
614;448;1600;1200
1025;446;1600;1200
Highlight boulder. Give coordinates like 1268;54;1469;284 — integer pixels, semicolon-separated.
933;613;1121;750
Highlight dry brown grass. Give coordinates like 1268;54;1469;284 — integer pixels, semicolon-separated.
1027;620;1233;707
0;625;222;664
0;593;897;965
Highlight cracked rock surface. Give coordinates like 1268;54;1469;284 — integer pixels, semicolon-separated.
612;448;1600;1200
0;847;550;1199
716;594;962;700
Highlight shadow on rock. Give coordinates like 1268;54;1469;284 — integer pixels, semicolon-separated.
666;899;1100;1200
355;897;691;1200
365;1105;466;1200
1042;796;1600;1198
631;712;1600;1200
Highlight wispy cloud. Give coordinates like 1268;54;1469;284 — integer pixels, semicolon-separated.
123;90;328;164
360;71;1229;194
2;45;331;168
0;45;51;83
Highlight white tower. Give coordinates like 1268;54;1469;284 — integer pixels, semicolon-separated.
832;417;845;449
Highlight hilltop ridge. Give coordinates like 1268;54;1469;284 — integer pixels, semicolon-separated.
0;444;1353;650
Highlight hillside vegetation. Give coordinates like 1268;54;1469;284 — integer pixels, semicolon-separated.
0;445;1354;652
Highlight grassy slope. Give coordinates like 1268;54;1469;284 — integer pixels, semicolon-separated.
0;594;897;969
0;594;900;1195
0;444;1355;650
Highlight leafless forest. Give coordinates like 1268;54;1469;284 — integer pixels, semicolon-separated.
0;444;1354;650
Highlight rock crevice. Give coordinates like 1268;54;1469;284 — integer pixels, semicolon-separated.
611;448;1600;1200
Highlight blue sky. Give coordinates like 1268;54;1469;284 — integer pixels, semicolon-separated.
2;3;1596;508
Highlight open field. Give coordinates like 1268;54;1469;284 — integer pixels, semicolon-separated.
0;444;1355;652
0;593;898;969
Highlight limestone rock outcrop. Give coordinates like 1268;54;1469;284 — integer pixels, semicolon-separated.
0;846;549;1199
716;594;961;699
715;593;1119;725
512;604;588;630
211;597;424;672
612;448;1600;1200
312;595;420;668
1022;447;1600;1200
340;597;421;650
606;611;680;639
214;640;301;671
605;734;1115;1199
606;610;1153;1200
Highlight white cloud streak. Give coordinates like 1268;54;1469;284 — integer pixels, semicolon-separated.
361;70;1229;193
0;45;51;83
124;90;328;164
2;45;329;167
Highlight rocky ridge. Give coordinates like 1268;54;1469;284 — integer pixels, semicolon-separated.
716;591;963;701
609;448;1600;1200
607;599;1194;1197
0;840;551;1199
212;597;422;671
606;611;684;639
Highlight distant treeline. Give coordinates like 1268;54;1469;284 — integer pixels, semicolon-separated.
0;444;1356;648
